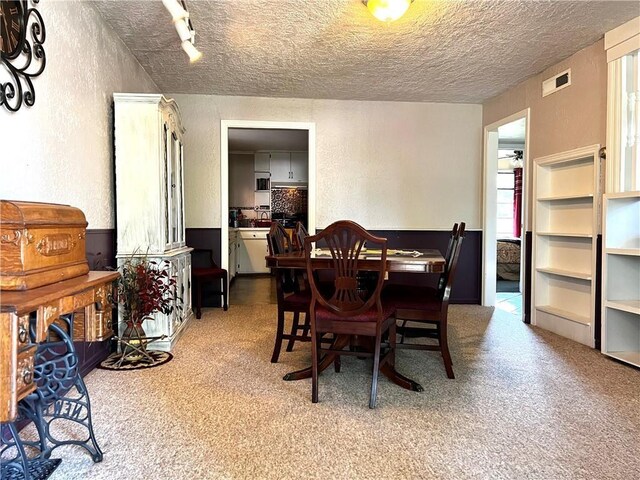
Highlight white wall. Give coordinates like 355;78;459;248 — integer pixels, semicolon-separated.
0;1;158;229
173;94;482;230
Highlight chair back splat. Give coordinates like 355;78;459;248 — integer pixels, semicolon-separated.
294;221;309;252
304;220;394;408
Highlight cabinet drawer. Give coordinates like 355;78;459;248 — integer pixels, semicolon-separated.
17;314;31;348
238;229;269;240
16;346;37;401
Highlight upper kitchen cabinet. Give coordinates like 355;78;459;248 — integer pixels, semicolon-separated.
270;152;308;184
114;93;187;254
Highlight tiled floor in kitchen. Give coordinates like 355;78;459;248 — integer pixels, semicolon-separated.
229;275;277;306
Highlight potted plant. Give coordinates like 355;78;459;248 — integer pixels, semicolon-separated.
112;255;181;358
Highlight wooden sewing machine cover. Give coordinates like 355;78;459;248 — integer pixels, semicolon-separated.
0;200;118;423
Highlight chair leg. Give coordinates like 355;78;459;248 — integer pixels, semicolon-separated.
286;312;301;352
311;324;319;404
270;309;286;363
301;312;311;340
399;319;408;344
369;331;382;409
222;272;228;311
195;278;202;319
388;321;397;370
439;321;455;379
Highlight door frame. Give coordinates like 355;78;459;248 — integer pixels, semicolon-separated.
220;120;316;274
482;108;530;310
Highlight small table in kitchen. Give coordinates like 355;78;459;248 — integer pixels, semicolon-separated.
265;248;445;391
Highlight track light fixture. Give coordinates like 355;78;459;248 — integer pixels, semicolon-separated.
161;0;202;63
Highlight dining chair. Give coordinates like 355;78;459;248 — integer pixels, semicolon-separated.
191;248;228;318
304;220;396;408
267;222;312;363
383;222;465;379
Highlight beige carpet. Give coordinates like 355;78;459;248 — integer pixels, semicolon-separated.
27;304;640;479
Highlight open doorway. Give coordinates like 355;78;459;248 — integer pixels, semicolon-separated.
483;110;530;321
220;121;316;305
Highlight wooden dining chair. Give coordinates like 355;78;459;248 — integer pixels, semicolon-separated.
383;222;465;379
267;222;312;363
304;220;396;408
191;248;228;318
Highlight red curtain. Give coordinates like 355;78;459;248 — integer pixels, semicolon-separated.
513;167;523;238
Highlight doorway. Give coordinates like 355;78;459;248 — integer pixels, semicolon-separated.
220;121;316;304
482;109;530;320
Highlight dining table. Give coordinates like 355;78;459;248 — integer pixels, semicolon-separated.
265;248;446;392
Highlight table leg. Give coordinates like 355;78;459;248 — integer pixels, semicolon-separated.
380;364;424;392
283;334;350;381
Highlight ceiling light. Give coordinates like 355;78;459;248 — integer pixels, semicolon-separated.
363;0;413;22
162;0;203;63
182;40;203;63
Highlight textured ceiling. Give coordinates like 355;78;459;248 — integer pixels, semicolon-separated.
91;0;639;103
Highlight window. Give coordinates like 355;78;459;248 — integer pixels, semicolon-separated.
496;171;515;239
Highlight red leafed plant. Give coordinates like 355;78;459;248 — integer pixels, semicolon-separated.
114;256;181;325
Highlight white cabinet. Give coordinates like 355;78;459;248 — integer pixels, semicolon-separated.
270;152;308;184
602;192;640;367
237;229;270;274
532;145;602;347
290;152;308;183
270;152;292;183
114;93;193;352
228;229;238;280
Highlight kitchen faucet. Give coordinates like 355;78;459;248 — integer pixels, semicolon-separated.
260;211;269;220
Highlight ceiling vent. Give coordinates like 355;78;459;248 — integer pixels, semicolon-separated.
542;69;571;97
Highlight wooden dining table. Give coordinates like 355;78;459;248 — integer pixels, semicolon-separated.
265;248;446;392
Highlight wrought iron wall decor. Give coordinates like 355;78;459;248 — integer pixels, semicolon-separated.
0;0;46;112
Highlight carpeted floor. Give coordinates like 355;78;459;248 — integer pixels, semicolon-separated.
29;304;640;479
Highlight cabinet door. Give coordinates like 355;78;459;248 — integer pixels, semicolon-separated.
237;234;270;274
270;152;291;182
254;152;270;172
163;124;171;248
169;132;181;248
290;152;308;183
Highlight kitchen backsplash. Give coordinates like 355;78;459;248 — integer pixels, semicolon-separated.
271;187;308;214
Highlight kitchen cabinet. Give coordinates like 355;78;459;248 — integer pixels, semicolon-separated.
113;93;193;352
228;229;238;280
254;153;271;211
270;152;308;184
237;229;270;274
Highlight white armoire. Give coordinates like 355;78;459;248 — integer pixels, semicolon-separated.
113;93;193;351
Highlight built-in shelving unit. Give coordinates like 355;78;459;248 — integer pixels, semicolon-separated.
601;192;640;367
532;145;601;347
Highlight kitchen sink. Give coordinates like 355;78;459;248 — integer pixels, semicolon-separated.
254;220;273;228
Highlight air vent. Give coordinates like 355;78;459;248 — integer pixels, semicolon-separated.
542;69;571;97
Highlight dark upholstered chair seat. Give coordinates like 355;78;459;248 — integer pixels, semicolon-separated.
193;267;227;278
282;290;312;308
382;285;440;311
